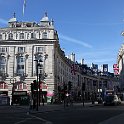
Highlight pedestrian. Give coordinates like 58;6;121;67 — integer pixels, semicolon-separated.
30;99;33;110
51;96;53;104
70;96;73;106
33;99;36;109
42;95;45;106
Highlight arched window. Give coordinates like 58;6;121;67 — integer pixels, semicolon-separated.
42;32;47;39
20;33;24;39
8;33;13;40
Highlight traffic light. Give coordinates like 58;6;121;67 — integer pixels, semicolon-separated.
58;86;61;92
82;83;85;91
68;81;72;91
64;85;67;91
33;80;38;90
31;83;34;92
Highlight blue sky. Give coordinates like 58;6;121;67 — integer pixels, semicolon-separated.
0;0;124;72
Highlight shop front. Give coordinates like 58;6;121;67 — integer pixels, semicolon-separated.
40;83;48;103
12;91;29;105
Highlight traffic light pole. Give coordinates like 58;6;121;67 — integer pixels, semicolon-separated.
34;60;39;111
36;60;39;111
82;83;85;107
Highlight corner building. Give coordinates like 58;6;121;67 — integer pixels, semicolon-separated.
0;13;59;105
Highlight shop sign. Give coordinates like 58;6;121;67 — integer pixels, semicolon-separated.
13;91;27;96
40;83;47;91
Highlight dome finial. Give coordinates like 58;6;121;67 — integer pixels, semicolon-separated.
13;12;16;18
45;12;48;17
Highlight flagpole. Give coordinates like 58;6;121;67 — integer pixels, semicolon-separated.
23;0;26;17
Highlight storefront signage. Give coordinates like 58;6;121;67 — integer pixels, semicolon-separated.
13;91;27;96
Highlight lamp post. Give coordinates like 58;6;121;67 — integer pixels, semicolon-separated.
39;53;48;106
34;59;39;111
34;53;48;110
10;77;16;105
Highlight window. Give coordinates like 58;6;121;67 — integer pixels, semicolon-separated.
17;56;25;63
17;65;24;69
4;83;8;89
0;83;3;89
8;33;13;40
0;57;6;64
23;84;27;89
36;47;44;53
42;32;47;39
0;47;7;53
18;47;25;53
17;70;24;76
35;54;43;61
20;33;24;39
17;56;25;76
0;34;2;39
0;57;6;73
31;33;35;39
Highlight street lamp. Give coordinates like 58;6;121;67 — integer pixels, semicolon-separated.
34;59;41;111
39;54;48;106
34;53;47;110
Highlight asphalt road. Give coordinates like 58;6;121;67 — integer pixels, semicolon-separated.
1;105;124;124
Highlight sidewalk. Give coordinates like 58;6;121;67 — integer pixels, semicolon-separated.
27;102;98;114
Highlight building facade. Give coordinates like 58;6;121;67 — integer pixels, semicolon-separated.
0;13;119;105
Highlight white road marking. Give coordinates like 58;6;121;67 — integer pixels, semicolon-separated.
29;114;53;124
14;118;32;124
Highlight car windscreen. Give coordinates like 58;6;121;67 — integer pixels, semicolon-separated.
105;95;114;101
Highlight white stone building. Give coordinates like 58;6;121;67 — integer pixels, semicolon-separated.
0;13;60;104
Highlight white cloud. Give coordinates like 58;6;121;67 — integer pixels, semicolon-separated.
59;33;92;48
0;18;7;25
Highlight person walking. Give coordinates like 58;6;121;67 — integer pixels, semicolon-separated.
42;95;45;106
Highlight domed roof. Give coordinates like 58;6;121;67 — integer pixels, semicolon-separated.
8;13;17;23
8;17;17;23
40;12;49;22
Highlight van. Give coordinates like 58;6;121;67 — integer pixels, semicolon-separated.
104;95;121;106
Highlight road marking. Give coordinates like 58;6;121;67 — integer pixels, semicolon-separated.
14;115;53;124
14;118;32;124
29;114;53;124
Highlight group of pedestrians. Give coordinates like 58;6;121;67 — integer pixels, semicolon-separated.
64;95;73;107
29;96;45;110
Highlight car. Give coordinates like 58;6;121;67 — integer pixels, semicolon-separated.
97;97;103;104
104;95;121;106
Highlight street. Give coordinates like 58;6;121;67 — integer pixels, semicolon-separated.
0;103;124;124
